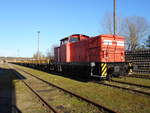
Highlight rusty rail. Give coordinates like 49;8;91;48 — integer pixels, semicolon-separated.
96;81;150;96
9;65;58;113
111;79;150;89
13;65;120;113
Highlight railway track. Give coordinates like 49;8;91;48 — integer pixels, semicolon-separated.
96;80;150;97
9;64;58;113
111;79;150;89
9;64;119;113
127;75;150;79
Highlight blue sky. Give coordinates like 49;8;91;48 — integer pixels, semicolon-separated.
0;0;149;57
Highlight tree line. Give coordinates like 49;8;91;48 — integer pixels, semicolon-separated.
102;13;150;50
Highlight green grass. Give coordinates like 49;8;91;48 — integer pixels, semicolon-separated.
15;67;103;113
1;64;49;113
132;73;150;76
13;64;150;113
13;80;49;113
112;77;150;87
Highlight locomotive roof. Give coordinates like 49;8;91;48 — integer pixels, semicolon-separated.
60;37;68;41
99;34;124;39
71;34;89;37
60;34;124;41
60;34;89;41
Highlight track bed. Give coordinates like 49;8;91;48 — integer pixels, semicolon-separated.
11;63;150;113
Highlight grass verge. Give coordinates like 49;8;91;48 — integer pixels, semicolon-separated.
13;64;150;113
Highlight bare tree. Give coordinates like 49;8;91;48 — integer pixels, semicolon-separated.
33;51;45;59
102;14;149;51
122;16;149;50
46;44;58;59
102;12;123;35
46;48;53;59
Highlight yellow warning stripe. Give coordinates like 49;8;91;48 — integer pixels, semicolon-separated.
129;63;132;66
101;63;107;77
102;64;106;71
128;63;133;74
102;67;107;77
129;69;133;73
130;69;133;72
101;63;104;67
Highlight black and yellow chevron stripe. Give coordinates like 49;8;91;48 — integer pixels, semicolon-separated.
101;63;107;77
128;63;133;74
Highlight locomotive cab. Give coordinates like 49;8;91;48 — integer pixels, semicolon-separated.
60;37;79;45
69;36;79;43
60;34;89;45
60;37;69;45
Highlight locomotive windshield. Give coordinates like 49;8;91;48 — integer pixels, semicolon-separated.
60;36;79;45
60;37;68;45
69;37;79;43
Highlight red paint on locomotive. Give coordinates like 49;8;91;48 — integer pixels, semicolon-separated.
54;34;125;63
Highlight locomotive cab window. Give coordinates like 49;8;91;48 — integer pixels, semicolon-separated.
60;38;69;45
69;37;79;43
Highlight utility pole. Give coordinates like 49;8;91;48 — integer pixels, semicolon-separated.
37;31;40;59
113;0;116;35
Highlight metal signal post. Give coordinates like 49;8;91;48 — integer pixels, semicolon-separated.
37;31;40;59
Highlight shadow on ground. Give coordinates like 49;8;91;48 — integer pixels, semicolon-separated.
0;65;26;113
48;71;101;82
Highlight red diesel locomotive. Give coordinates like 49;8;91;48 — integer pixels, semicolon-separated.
54;34;128;79
12;34;129;79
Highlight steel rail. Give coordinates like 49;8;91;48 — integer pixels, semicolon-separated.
111;79;150;89
97;82;150;96
13;65;120;113
9;66;58;113
127;75;150;79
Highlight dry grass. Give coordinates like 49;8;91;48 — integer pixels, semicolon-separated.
13;64;150;113
112;77;150;87
16;68;103;113
13;79;52;113
2;64;51;113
